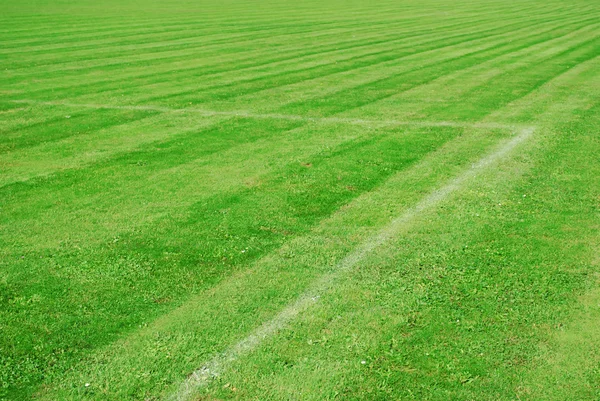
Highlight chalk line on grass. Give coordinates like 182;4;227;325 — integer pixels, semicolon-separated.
169;126;535;401
9;99;533;131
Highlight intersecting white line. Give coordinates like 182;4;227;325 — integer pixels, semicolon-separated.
6;97;536;399
169;126;535;401
7;97;535;399
9;99;534;131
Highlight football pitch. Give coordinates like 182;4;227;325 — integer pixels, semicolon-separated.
1;0;599;399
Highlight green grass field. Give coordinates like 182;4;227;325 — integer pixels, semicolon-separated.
1;0;599;399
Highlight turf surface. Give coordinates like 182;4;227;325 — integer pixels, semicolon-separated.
0;0;599;400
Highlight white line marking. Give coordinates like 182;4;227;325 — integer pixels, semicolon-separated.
169;126;535;401
9;99;533;131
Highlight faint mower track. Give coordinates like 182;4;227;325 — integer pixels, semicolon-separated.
169;125;535;401
10;99;534;131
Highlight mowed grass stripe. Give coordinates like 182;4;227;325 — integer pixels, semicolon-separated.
0;17;366;50
0;111;231;188
0;14;548;134
0;29;496;169
11;0;414;23
209;20;599;115
0;3;425;55
2;16;588;184
171;128;534;401
0;13;497;88
366;28;600;122
0;121;455;243
1;125;460;399
5;2;576;234
1;19;587;188
361;22;600;123
7;10;586;101
0;0;493;40
5;125;454;396
0;8;434;56
161;61;599;401
4;1;549;69
153;18;600;109
0;7;395;42
5;2;576;90
196;48;600;401
2;1;598;400
0;10;217;34
21;10;588;115
0;15;289;45
490;54;600;125
31;127;516;401
0;108;160;154
84;14;599;105
514;103;600;401
208;97;600;401
0;91;472;247
2;9;534;94
5;29;572;386
424;32;600;121
1;21;473;92
0;25;562;188
3;14;480;75
275;24;599;118
0;17;408;69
